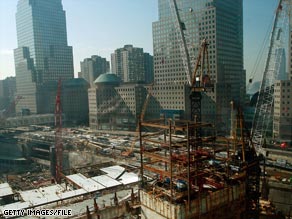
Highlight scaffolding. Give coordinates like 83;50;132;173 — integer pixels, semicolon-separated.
139;115;260;218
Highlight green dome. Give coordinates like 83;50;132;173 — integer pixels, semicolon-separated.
94;73;120;85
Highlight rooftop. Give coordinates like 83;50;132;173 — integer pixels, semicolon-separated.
0;165;139;217
94;73;120;85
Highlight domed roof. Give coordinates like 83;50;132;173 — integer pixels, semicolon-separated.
94;73;120;85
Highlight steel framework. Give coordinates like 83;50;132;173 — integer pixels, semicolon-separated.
139;112;259;218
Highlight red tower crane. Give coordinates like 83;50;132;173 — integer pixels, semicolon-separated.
55;79;63;183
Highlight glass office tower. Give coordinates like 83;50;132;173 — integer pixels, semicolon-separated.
152;0;245;131
14;0;73;114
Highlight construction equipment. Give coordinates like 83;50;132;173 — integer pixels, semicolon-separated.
122;83;154;157
236;107;260;219
139;109;259;218
189;39;212;122
169;0;212;122
251;0;290;155
168;0;192;85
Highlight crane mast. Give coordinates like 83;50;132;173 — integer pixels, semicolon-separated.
251;0;290;155
190;39;212;122
169;0;212;122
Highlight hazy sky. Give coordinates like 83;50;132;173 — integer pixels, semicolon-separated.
0;0;278;81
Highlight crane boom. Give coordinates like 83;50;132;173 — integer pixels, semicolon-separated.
122;83;154;157
169;0;213;122
251;0;290;155
169;0;192;85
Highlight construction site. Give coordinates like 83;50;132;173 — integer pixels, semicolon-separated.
1;0;292;218
138;114;260;219
1;113;291;219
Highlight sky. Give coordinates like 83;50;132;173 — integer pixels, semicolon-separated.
0;0;278;81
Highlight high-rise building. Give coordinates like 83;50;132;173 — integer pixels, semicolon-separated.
38;78;89;125
0;77;16;115
272;16;292;141
144;53;154;84
80;55;110;87
0;77;16;99
14;0;74;114
151;0;245;129
273;80;292;141
88;73;148;130
276;48;287;81
111;45;148;83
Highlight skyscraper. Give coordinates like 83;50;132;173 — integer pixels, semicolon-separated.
275;48;287;81
272;15;292;141
151;0;245;129
111;45;146;83
0;77;16;115
14;0;74;114
273;80;292;141
80;55;109;87
144;53;154;84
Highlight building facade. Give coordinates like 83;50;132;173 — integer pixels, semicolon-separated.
144;53;154;84
111;45;153;83
80;55;109;87
61;79;89;125
272;12;292;142
151;0;245;131
0;77;16;116
276;48;288;81
273;80;292;141
14;0;74;114
38;78;89;125
88;73;150;130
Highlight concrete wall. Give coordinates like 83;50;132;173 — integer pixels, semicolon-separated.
269;181;292;215
75;202;129;219
140;183;246;219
